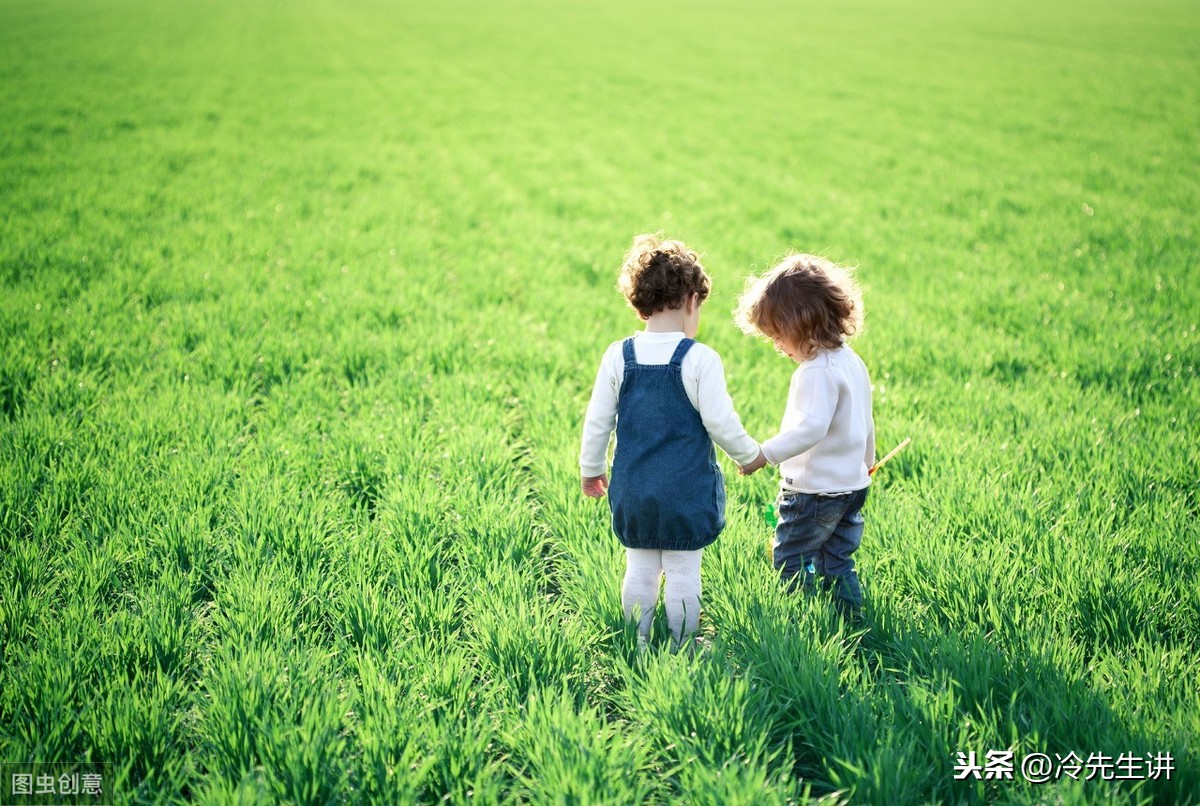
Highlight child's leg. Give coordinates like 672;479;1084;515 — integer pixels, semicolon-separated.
661;549;703;645
774;491;835;595
819;488;869;616
622;548;663;641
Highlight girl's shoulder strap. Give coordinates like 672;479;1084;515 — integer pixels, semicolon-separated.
621;338;636;367
668;337;695;367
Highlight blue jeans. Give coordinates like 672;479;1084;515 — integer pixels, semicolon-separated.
774;487;869;613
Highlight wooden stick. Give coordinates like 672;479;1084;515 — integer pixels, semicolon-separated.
869;436;911;476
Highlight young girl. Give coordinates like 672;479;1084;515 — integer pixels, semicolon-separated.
736;254;875;620
580;234;762;649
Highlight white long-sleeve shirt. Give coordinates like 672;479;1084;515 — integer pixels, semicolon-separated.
580;331;761;478
761;345;875;494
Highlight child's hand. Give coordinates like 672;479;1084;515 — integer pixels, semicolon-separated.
739;449;768;476
582;474;609;498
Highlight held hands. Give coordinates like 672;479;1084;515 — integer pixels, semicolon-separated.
739;449;768;476
582;474;609;498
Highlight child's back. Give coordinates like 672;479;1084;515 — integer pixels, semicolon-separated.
608;334;726;550
767;344;874;494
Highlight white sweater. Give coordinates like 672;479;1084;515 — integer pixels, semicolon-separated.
761;346;876;494
580;331;761;478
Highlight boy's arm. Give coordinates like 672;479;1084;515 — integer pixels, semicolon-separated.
694;350;762;467
580;345;620;483
864;417;876;472
760;367;837;465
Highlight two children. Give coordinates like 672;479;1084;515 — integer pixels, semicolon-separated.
581;236;875;647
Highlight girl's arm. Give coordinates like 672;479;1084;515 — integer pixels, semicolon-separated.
580;344;621;482
694;350;761;467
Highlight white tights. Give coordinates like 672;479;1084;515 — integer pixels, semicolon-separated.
621;548;703;644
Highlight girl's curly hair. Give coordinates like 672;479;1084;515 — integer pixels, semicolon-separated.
735;254;863;352
618;234;711;317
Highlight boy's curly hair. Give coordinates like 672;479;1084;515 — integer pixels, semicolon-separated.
735;254;863;352
618;234;711;318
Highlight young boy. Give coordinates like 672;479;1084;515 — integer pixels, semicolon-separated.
736;254;875;620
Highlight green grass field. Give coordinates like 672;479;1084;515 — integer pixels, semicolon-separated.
2;0;1198;802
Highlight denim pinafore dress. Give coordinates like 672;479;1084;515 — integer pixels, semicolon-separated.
608;337;726;551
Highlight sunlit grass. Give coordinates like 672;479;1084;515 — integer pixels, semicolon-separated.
1;0;1197;802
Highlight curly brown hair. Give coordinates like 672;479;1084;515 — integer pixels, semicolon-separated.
617;234;711;317
735;254;863;353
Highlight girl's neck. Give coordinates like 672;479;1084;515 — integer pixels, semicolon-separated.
643;309;686;333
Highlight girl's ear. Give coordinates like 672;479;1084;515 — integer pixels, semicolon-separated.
686;293;700;315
